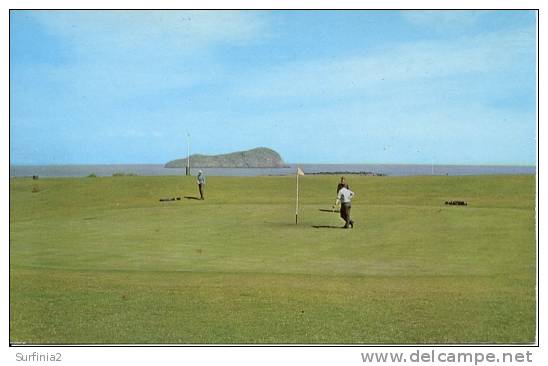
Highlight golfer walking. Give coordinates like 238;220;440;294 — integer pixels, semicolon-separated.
197;170;206;200
336;185;355;229
336;176;349;194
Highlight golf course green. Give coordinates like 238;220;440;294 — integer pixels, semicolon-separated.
9;174;536;344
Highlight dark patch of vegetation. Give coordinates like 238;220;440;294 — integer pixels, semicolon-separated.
307;171;385;176
112;172;138;177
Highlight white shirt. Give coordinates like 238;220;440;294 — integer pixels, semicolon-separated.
338;187;354;203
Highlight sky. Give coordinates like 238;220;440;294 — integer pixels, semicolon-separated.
10;10;537;165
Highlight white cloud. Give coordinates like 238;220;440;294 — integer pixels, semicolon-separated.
400;10;487;30
30;10;267;54
235;26;535;100
17;11;268;100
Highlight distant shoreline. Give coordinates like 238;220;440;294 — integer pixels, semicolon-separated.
9;163;537;167
10;163;536;178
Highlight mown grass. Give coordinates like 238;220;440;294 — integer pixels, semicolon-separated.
9;174;536;344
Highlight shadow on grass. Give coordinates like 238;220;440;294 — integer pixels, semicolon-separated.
259;221;345;229
318;209;340;213
184;196;201;200
311;225;344;229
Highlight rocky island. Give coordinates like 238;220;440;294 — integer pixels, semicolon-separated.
165;147;286;168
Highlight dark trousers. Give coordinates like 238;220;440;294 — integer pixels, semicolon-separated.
198;183;205;200
340;202;353;227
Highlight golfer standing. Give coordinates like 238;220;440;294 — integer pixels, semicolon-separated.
336;186;355;229
197;170;206;200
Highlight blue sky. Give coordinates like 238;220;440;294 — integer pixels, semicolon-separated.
10;10;537;165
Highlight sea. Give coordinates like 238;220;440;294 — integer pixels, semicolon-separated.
9;164;536;178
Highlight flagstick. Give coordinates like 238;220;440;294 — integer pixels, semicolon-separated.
186;133;190;176
295;168;299;225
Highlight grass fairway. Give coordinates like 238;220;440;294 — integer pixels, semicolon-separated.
10;174;536;344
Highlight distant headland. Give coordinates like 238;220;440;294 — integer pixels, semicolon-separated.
165;147;286;168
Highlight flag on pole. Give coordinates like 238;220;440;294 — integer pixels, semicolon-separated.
295;167;304;224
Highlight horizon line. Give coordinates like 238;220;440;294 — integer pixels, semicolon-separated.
9;162;538;167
